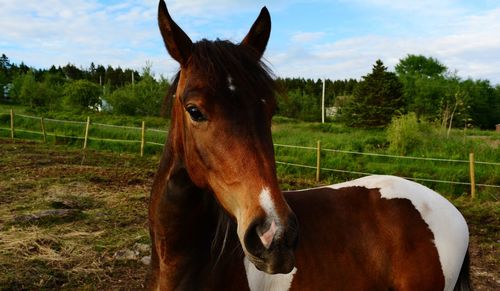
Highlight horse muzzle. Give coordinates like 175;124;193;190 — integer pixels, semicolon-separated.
243;213;299;274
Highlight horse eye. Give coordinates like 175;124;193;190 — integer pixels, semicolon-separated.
186;105;207;122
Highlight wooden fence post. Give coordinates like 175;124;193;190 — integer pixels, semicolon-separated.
83;116;90;149
316;140;321;182
469;152;476;199
140;121;145;157
40;116;47;143
10;109;14;140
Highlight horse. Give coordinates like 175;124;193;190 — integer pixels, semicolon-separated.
148;1;471;290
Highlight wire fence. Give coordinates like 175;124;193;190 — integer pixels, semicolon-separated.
273;141;499;200
1;110;498;199
0;110;168;157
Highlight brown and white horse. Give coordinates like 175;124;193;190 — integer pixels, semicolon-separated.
148;1;471;290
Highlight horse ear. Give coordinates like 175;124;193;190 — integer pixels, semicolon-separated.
240;7;271;58
158;0;193;66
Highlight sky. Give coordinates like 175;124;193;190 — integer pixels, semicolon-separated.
1;0;500;84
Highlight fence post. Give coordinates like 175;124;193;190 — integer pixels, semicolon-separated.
140;121;145;157
10;109;14;140
83;116;90;149
40;116;47;143
316;140;321;182
469;152;476;199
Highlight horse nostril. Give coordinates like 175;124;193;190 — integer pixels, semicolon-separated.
256;220;277;249
244;218;276;256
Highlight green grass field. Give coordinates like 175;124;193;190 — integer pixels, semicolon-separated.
0;140;498;289
1;105;498;199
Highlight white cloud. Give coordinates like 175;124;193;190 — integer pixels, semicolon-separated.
291;32;325;43
0;0;161;70
0;0;499;84
269;5;500;83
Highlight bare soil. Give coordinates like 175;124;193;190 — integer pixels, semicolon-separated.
0;139;498;290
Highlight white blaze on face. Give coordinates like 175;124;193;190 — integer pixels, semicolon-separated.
259;187;279;248
228;75;236;91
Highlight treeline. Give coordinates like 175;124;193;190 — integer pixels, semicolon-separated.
0;54;168;116
275;55;499;129
1;53;499;129
275;78;358;122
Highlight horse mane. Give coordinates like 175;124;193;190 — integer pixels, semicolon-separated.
161;39;276;117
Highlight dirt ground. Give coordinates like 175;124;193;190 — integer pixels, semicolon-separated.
0;139;498;290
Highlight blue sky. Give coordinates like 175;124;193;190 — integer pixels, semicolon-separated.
1;0;500;84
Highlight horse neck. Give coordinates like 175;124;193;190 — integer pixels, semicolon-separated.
150;115;244;288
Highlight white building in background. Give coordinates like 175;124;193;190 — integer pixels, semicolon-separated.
326;106;338;118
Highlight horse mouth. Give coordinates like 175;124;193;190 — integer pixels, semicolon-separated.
245;246;296;274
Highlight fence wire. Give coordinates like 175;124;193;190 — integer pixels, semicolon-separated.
2;112;499;193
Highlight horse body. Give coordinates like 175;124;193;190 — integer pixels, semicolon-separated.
283;175;468;291
148;1;470;290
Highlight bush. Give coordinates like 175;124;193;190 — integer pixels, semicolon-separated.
386;113;431;155
64;80;101;111
105;73;168;116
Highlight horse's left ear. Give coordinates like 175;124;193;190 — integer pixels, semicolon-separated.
240;7;271;58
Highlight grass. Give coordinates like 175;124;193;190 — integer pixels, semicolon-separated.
0;105;169;155
1;104;499;199
272;118;499;199
0;140;153;289
0;140;498;290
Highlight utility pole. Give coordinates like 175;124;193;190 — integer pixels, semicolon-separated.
321;78;325;123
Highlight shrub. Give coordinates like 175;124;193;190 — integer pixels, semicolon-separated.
386;113;431;155
64;80;101;111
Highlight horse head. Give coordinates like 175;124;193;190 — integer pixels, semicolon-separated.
158;0;298;274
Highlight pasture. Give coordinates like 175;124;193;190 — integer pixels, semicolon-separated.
0;139;498;290
1;107;499;199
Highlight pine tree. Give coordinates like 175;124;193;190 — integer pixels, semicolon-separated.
339;60;404;127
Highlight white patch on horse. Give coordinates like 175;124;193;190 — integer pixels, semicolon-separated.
259;187;280;247
227;75;236;91
327;175;469;291
259;187;277;219
244;257;297;291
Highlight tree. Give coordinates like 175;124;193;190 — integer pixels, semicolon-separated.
62;63;84;80
459;79;499;129
395;55;447;78
64;80;101;110
396;55;448;119
0;54;11;96
42;72;66;110
19;71;40;107
339;60;404;127
105;66;168;116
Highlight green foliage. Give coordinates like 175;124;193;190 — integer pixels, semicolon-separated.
395;54;499;129
277;88;320;121
19;71;38;107
459;79;499;129
396;55;448;119
386;113;431;155
275;77;358;121
339;60;404;127
0;54;10;92
395;54;447;78
1;53;498;129
105;69;168;116
64;80;101;111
